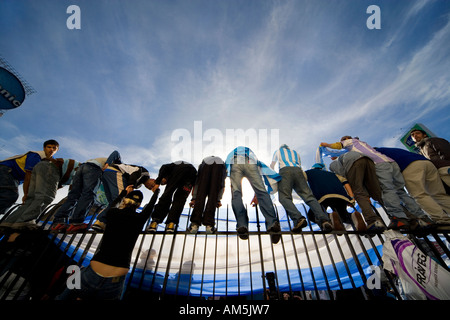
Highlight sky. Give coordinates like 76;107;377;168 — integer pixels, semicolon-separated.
1;0;450;204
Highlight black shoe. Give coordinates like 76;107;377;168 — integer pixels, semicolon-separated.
237;226;248;240
321;221;333;233
292;217;308;233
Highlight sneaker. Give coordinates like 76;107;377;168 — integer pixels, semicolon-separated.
51;223;67;233
146;221;158;233
367;220;387;232
189;223;199;234
292;217;308;233
321;221;333;233
66;223;88;233
388;217;410;230
205;225;215;234
351;211;367;232
330;211;345;233
166;222;176;233
91;220;106;232
237;226;249;240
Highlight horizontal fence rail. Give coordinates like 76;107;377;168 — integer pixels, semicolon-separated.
0;200;449;301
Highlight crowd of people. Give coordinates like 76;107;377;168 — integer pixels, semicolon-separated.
0;129;449;300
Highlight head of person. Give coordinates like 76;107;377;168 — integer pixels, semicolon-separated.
43;139;59;158
410;129;427;143
340;136;352;142
311;163;325;170
121;190;143;209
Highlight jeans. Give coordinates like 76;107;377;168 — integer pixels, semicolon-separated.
56;264;126;300
3;161;59;224
230;163;278;230
375;162;426;219
0;165;19;216
278;166;330;225
53;163;102;224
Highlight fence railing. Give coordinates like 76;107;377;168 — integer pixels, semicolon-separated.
0;201;449;301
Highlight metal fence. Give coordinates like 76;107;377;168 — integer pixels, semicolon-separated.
0;201;449;301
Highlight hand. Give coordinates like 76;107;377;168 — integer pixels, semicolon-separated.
126;185;134;194
189;200;195;208
217;201;222;208
320;142;330;147
151;184;160;192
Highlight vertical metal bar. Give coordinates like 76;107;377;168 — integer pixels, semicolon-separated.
254;204;267;299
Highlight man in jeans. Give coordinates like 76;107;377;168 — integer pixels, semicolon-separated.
225;146;282;243
51;150;122;233
270;145;332;233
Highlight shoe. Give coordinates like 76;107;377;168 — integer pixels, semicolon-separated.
205;225;215;234
237;226;249;240
91;220;106;232
330;211;345;234
268;222;281;244
388;217;410;230
66;223;88;233
166;222;176;233
188;223;199;234
292;217;308;233
417;216;437;230
367;220;386;232
146;221;158;233
351;211;367;232
51;223;67;233
321;221;333;233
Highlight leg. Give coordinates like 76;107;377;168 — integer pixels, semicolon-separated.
230;164;249;230
292;168;330;225
278;167;304;225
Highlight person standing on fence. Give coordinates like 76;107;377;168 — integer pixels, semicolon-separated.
147;161;197;233
56;188;159;300
92;163;155;232
270;145;332;233
329;151;387;232
225;146;282;243
51;150;122;233
188;156;227;234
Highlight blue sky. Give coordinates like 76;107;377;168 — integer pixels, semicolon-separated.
1;0;450;203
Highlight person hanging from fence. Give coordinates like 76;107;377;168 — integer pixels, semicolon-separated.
305;163;364;233
51;150;122;233
0;140;59;218
92;162;156;232
56;188;159;300
270;144;332;233
225;146;282;243
188;156;227;234
147;161;197;233
320;136;434;231
329;150;387;232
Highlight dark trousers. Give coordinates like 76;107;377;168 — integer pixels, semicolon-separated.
346;158;383;224
190;163;225;227
152;164;197;224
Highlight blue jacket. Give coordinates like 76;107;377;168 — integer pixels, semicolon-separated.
374;147;428;172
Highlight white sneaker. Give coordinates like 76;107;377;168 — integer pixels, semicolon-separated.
189;223;199;234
